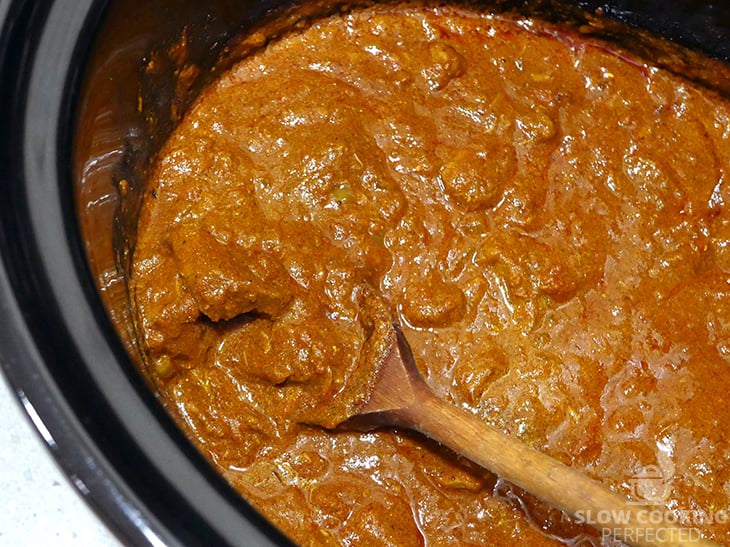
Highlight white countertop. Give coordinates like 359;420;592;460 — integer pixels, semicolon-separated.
0;376;122;547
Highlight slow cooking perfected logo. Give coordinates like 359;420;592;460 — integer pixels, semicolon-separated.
626;464;673;506
571;464;729;544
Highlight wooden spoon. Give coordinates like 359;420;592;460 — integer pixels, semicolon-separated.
346;323;717;547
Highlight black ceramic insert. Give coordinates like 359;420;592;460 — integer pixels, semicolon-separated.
0;1;727;546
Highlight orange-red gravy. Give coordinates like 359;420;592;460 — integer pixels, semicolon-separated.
132;5;730;545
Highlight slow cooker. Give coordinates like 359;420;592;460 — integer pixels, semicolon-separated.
0;1;727;545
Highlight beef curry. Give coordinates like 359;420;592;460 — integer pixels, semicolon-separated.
131;4;730;545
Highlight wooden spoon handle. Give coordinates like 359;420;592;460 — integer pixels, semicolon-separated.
399;392;716;547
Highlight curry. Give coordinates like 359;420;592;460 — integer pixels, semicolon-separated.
131;3;730;545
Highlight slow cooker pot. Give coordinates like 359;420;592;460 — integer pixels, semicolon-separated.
0;1;727;546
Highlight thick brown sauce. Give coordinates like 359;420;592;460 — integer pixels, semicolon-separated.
132;4;730;545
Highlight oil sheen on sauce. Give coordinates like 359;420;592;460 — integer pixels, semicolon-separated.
131;5;730;545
